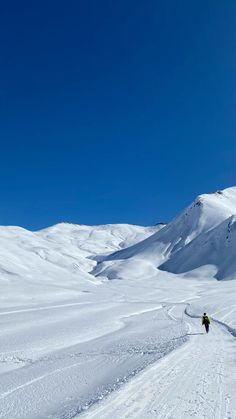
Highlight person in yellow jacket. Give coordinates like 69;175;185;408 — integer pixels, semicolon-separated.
202;313;210;333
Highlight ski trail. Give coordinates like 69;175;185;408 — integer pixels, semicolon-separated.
0;301;90;316
0;361;84;399
80;311;236;419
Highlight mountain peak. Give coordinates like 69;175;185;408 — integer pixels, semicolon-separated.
95;185;236;281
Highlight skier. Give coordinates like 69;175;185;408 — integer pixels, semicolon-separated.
202;313;210;333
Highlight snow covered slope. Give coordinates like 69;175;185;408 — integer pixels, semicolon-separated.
96;186;236;280
37;222;161;256
79;306;236;419
1;187;236;419
160;214;236;280
0;222;160;306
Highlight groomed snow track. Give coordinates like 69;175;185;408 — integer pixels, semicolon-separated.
80;305;236;419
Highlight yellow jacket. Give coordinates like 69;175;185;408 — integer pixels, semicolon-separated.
202;315;210;325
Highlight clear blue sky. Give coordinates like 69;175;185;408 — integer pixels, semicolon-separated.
1;1;236;229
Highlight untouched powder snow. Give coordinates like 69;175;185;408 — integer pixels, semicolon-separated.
95;186;236;281
160;214;236;280
37;222;161;256
1;186;236;418
0;223;160;307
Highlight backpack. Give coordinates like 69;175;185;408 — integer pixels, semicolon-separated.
202;315;210;325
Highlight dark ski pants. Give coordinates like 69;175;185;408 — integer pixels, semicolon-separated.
204;323;209;333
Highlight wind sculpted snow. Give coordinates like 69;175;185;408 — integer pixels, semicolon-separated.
95;186;236;281
0;223;160;307
1;187;236;418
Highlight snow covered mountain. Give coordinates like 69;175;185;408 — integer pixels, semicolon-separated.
95;186;236;280
0;222;161;306
38;222;161;256
1;187;236;419
1;186;236;298
160;214;236;280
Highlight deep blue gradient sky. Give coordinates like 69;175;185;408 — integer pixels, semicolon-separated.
1;1;236;229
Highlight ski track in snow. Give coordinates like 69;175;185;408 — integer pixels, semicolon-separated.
0;300;188;419
80;307;236;419
0;301;90;316
1;187;236;418
1;292;236;419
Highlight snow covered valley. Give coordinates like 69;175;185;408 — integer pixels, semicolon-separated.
1;187;236;418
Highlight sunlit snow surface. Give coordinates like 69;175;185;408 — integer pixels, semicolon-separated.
1;187;236;418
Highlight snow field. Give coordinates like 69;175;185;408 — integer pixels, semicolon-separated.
1;186;236;417
80;306;236;419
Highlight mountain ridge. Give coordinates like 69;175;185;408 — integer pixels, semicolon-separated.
94;186;236;280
